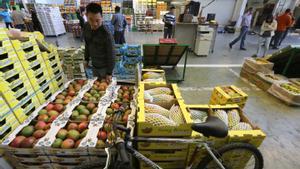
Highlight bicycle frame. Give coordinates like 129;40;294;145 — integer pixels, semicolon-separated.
125;136;226;169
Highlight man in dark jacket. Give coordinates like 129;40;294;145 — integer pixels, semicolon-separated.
84;3;115;79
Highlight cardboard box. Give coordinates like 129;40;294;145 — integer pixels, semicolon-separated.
268;82;300;106
209;85;248;108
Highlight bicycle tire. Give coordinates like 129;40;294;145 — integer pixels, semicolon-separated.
197;142;263;169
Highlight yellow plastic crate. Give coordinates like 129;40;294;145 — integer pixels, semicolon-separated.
137;83;192;137
11;37;38;51
53;72;65;90
0;97;13;121
210;85;248;108
0;80;33;101
16;45;41;62
0;115;19;143
12;95;40;123
0;50;19;69
0;112;20;134
0;72;29;94
0;60;24;80
137;142;188;150
35;82;55;103
0;40;15;54
139;149;188;161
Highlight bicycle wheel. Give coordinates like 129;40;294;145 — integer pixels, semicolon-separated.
197;143;263;169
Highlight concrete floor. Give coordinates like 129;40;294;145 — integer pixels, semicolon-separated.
44;32;300;169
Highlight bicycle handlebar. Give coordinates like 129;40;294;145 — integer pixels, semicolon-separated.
114;123;131;134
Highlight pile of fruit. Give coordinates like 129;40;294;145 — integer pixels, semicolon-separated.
264;74;281;81
212;109;252;130
189;109;208;123
96;85;135;148
222;87;241;98
52;122;88;149
82;79;109;103
142;71;164;83
9;79;87;148
144;87;185;126
280;83;300;95
254;58;270;64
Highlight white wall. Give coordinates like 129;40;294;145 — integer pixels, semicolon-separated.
200;0;236;26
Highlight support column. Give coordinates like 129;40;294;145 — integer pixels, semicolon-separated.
231;0;248;29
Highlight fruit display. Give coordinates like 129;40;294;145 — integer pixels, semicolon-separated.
8;79;87;148
212;109;252;131
82;79;110;103
142;86;185;127
51;122;88;149
142;71;165;83
93;85;136;148
280;83;300;95
189;109;208;123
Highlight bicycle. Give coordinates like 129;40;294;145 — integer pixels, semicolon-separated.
79;116;264;169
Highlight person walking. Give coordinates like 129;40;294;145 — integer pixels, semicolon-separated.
163;6;176;39
229;7;253;50
0;8;13;29
278;13;295;46
76;9;85;41
257;15;277;57
270;9;293;49
111;6;127;44
31;9;43;33
11;6;25;30
84;3;115;79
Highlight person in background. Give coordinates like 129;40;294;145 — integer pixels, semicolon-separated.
84;3;115;79
11;6;25;30
111;6;126;44
31;9;43;33
76;9;85;41
179;7;189;22
279;12;295;46
270;9;293;49
229;7;253;50
163;6;176;39
257;15;277;57
0;8;13;28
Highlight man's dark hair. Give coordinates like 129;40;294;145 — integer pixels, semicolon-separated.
12;6;16;10
285;8;291;13
170;6;175;10
86;3;102;15
115;6;120;13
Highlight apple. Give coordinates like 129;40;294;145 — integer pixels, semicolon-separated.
54;104;64;112
61;138;75;149
97;131;107;141
35;121;47;130
38;114;49;122
46;104;54;111
10;136;26;148
78;122;88;132
67;123;78;131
